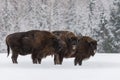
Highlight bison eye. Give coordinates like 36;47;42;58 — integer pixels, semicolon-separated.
67;38;71;42
89;42;97;50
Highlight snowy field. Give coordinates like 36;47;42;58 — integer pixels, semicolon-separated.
0;53;120;80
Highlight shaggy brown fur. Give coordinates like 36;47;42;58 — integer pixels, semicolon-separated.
74;36;97;66
52;31;78;64
6;30;62;64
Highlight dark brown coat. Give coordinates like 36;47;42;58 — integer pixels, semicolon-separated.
52;31;78;64
6;30;62;64
74;36;97;66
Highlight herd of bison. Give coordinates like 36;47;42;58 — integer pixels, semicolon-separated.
5;30;97;66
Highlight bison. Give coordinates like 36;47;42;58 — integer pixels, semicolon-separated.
52;31;78;64
74;36;97;66
6;30;63;64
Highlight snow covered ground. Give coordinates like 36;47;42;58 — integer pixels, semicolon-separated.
0;53;120;80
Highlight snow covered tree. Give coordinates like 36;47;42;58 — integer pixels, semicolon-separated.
64;0;77;31
0;0;119;53
108;0;120;52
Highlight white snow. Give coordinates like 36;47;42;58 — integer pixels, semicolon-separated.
0;53;120;80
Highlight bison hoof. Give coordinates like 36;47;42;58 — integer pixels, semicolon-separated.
33;62;37;64
32;59;38;64
54;62;62;65
79;62;82;66
12;60;18;64
13;62;18;64
74;63;77;66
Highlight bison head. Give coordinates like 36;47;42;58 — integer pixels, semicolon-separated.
65;32;78;51
86;37;97;56
51;37;64;53
67;36;78;45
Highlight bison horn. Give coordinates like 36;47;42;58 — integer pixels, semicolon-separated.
87;38;93;43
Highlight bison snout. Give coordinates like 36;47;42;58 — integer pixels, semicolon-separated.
57;45;62;51
72;45;76;50
92;50;97;56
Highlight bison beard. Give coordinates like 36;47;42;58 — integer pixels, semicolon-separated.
6;30;63;64
74;36;97;66
52;31;78;65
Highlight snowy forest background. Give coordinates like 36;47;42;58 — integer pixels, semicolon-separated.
0;0;119;53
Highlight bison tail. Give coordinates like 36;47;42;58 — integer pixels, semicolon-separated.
6;41;10;57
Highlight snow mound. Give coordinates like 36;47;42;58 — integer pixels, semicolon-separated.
0;53;120;80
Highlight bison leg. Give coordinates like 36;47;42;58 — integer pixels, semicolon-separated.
59;55;63;64
37;53;43;64
54;54;60;65
11;53;18;64
54;54;63;65
74;58;77;66
77;56;83;66
31;54;37;64
78;59;82;66
33;59;37;64
37;58;42;64
74;57;79;66
54;55;58;65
